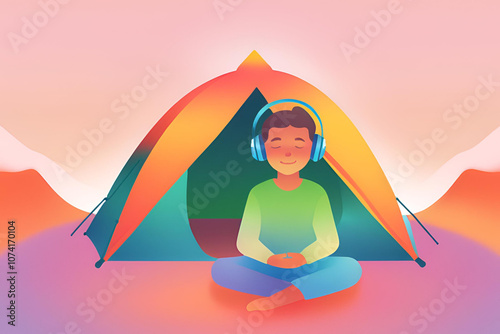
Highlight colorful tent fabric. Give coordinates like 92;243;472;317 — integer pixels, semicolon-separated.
84;51;423;268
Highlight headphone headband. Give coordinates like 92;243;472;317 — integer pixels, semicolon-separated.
251;99;324;139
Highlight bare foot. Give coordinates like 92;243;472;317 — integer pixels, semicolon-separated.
247;285;304;311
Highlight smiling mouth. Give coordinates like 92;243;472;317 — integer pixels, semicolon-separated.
280;161;297;165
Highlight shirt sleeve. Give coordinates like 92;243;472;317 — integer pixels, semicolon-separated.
236;190;274;263
300;191;339;264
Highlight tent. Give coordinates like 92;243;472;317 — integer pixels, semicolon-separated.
77;51;425;268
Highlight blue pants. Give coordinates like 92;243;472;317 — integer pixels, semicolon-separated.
211;256;362;300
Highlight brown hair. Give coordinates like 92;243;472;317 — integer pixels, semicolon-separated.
261;106;316;141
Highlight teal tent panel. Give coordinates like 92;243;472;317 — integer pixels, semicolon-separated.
333;183;412;261
85;154;147;257
109;171;215;261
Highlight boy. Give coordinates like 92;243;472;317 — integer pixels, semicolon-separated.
211;106;362;311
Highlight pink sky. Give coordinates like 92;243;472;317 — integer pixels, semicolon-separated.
1;0;499;198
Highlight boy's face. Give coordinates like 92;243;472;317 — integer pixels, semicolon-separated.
264;125;313;175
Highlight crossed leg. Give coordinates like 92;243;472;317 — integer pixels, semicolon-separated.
211;255;362;310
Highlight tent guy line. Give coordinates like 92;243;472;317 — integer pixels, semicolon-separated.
397;198;439;245
71;159;142;237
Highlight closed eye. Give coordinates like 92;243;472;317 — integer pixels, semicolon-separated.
271;146;281;149
295;138;305;149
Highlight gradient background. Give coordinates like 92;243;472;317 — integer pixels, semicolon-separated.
2;0;499;198
1;1;499;333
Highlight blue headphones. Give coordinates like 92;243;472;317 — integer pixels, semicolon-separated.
251;99;326;162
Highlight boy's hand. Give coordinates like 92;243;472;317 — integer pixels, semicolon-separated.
267;253;307;268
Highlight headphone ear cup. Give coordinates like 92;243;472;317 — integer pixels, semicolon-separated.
319;137;326;160
251;134;267;161
310;134;326;162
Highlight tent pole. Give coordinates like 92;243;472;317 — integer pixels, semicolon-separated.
396;198;439;245
70;159;142;237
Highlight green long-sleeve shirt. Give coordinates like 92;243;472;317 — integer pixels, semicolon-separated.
236;178;339;264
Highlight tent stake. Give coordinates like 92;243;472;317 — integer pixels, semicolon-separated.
70;159;142;237
396;198;439;245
